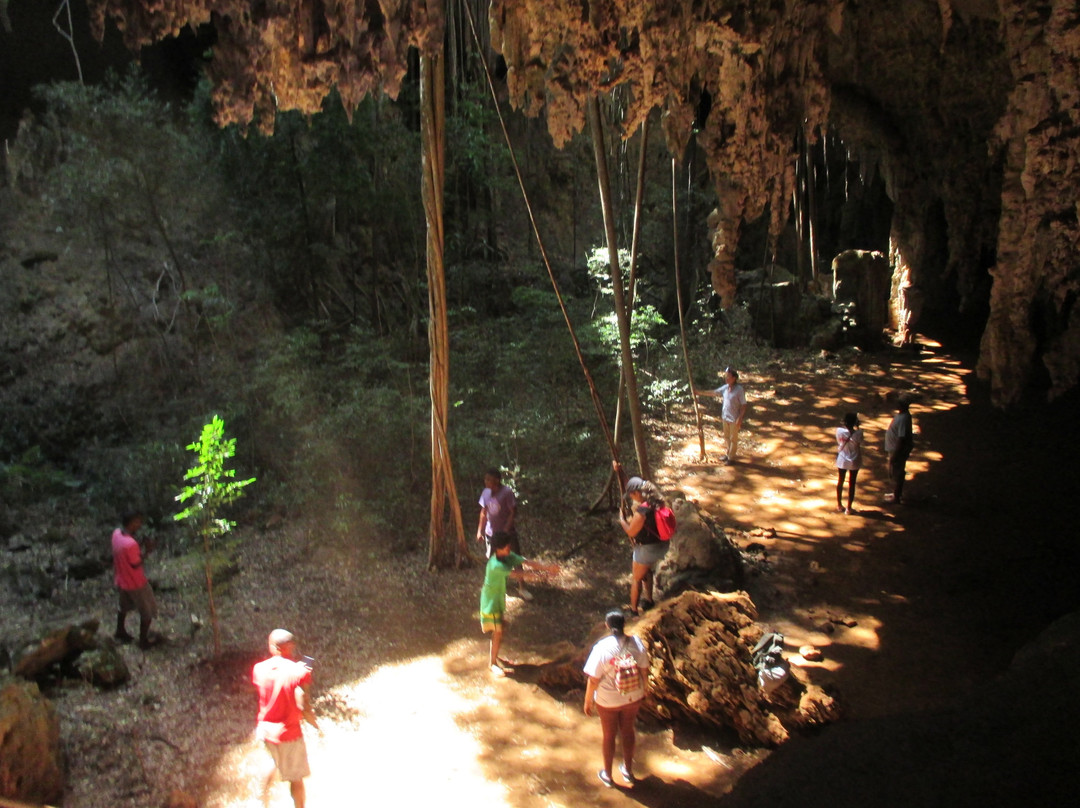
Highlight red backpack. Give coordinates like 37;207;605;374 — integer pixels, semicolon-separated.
654;506;676;540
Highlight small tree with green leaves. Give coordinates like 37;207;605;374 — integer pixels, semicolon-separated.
175;415;255;653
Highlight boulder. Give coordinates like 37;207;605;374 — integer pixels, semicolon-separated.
831;250;891;347
76;640;129;688
14;619;100;680
0;676;65;804
539;590;840;747
653;499;743;599
633;590;838;745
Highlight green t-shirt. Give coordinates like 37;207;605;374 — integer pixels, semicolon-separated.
479;552;525;616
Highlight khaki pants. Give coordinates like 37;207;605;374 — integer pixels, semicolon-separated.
723;419;741;459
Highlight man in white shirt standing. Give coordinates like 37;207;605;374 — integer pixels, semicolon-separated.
694;367;748;464
884;398;915;504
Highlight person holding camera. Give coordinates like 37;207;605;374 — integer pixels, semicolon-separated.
835;412;863;514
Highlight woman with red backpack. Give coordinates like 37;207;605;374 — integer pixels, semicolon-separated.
614;463;671;616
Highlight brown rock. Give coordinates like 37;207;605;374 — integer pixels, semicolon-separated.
0;676;64;804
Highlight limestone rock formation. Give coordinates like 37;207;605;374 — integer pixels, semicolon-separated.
634;590;839;746
14;618;101;680
653;498;743;598
84;0;1080;404
75;641;130;688
540;590;840;747
0;676;64;804
832;250;891;348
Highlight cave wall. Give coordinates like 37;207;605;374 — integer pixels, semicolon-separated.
84;0;1080;405
489;0;1079;405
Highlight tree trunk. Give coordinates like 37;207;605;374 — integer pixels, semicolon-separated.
673;157;707;459
587;97;651;480
421;52;468;569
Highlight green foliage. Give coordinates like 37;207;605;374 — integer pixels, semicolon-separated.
585;246;630;298
642;377;688;420
174;415;256;541
0;447;77;504
37;69;219;267
218;91;424;324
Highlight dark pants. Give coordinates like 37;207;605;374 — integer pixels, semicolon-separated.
890;447;911;501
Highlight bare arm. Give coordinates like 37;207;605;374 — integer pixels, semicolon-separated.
583;675;600;716
476;507;487;542
618;509;646;539
295;685;318;729
512;559;560;582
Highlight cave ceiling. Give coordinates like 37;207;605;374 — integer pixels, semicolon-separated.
87;0;1080;406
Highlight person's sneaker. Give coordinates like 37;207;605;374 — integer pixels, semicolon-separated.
518;586;534;601
597;770;615;788
619;764;637;786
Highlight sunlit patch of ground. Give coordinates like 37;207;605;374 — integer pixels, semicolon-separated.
200;642;760;808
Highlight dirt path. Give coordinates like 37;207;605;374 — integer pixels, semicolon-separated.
46;338;1079;807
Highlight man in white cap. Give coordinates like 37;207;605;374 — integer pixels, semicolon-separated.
252;629;317;807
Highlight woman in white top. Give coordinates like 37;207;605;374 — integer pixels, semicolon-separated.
835;412;863;514
583;609;649;788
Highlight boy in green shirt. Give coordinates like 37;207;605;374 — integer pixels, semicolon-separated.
480;531;558;676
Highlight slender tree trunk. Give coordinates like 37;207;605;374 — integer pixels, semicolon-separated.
587;97;651;480
591;120;649;512
421;52;468;569
673;157;706;459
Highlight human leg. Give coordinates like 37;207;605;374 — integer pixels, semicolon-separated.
630;561;650;613
115;590;135;641
131;586;159;648
618;701;641;778
289;779;306;808
267;739;309;807
847;469;859;512
489;624;504;670
891;448;910;501
596;705;620;782
835;469;847;511
723;420;740;460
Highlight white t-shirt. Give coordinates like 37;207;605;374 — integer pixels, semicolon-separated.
583;634;648;708
835;426;863;470
713;383;746;423
884;412;913;453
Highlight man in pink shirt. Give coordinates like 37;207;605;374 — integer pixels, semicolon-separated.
112;511;160;649
253;629;317;808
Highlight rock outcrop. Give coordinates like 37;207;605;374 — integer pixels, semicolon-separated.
653;498;743;598
83;0;1080;404
0;676;64;804
540;590;839;747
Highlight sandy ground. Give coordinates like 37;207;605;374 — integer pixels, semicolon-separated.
18;335;1079;808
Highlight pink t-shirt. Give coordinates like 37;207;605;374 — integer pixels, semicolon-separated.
253;656;312;743
112;528;148;591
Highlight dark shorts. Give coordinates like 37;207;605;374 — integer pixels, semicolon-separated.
118;584;158;621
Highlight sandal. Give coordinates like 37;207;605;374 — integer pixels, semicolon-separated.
597;770;614;788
